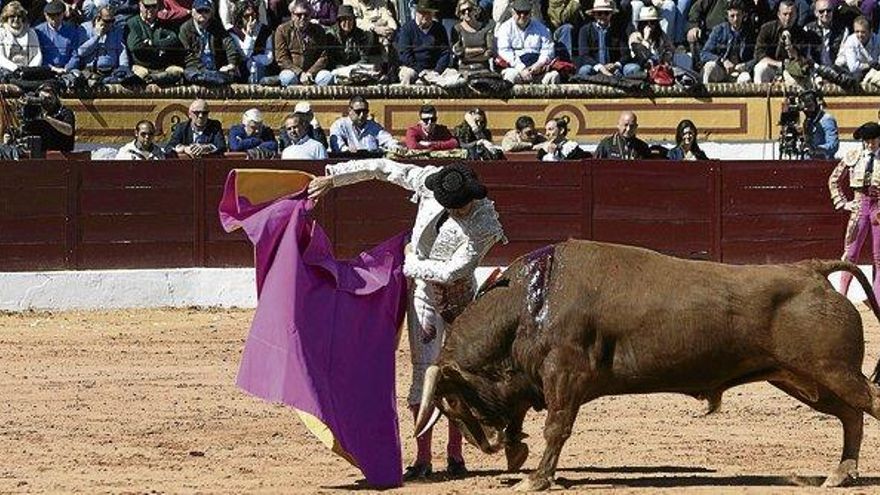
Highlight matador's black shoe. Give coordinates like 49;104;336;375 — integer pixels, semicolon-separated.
402;462;432;482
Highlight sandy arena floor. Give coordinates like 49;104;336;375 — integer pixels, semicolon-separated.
3;305;880;494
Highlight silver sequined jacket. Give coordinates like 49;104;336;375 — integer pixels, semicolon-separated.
326;158;507;290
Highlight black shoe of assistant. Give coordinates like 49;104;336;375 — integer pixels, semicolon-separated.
446;457;468;478
403;462;432;482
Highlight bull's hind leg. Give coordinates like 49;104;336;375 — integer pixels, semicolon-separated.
772;379;863;487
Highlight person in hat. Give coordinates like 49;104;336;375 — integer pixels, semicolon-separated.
397;0;450;85
699;0;755;84
178;0;242;85
574;0;631;78
33;0;80;73
229;107;277;154
0;1;43;79
65;6;134;87
495;0;560;84
405;104;458;151
275;0;335;86
622;5;674;78
229;0;274;84
828;121;880;304
307;157;506;481
125;0;185;86
328;4;386;82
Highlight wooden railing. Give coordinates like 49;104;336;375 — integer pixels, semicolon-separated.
0;158;848;271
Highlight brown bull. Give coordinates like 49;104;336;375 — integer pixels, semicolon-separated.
415;240;880;491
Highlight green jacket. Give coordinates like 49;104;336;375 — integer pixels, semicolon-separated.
547;0;581;31
126;15;184;69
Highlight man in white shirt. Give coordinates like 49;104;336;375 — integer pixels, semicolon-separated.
116;120;167;160
836;16;880;82
281;113;328;159
329;95;400;155
494;0;559;84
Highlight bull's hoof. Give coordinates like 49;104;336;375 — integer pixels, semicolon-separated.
512;475;551;491
505;442;529;472
821;459;858;487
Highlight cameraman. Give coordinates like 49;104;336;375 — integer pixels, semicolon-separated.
21;82;75;152
801;90;839;160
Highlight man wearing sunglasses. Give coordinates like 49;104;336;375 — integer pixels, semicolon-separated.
275;0;335;87
329;95;400;156
179;0;242;85
495;0;559;84
166;98;227;158
404;104;458;151
116;120;167;159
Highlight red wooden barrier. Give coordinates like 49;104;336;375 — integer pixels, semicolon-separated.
0;158;853;271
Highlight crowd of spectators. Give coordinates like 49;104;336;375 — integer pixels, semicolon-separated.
0;0;875;92
102;94;749;160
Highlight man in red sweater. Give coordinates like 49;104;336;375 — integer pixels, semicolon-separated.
404;105;459;151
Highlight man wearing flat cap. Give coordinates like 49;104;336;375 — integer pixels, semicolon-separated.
34;1;79;75
829;121;880;304
495;0;560;84
308;158;506;481
397;0;450;85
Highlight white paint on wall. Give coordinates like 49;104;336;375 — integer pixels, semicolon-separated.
0;266;869;311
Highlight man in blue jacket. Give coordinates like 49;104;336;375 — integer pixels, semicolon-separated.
228;108;278;156
396;0;450;84
801;90;839;160
166;99;227;158
699;0;755;83
66;7;135;87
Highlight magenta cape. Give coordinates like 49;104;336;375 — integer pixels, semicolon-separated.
219;169;407;488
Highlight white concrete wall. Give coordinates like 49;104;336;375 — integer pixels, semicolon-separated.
0;266;868;311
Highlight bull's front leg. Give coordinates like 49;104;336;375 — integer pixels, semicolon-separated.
513;404;578;491
505;404;530;472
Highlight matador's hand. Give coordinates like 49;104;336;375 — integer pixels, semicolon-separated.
307;175;334;201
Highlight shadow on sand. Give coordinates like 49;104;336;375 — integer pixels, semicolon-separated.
325;465;880;490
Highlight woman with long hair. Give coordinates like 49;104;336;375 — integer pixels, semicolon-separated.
668;119;708;160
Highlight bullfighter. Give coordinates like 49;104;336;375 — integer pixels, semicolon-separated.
829;121;880;303
308;158;506;481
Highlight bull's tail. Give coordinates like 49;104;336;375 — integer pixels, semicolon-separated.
813;260;880;383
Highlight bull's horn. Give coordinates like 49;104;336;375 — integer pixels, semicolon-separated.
413;365;440;437
415;407;441;438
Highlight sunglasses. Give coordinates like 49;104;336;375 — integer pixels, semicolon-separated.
139;131;155;136
421;116;437;123
459;7;472;14
816;7;832;13
351;107;369;114
292;11;308;17
192;110;209;115
514;9;530;15
286;125;299;130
